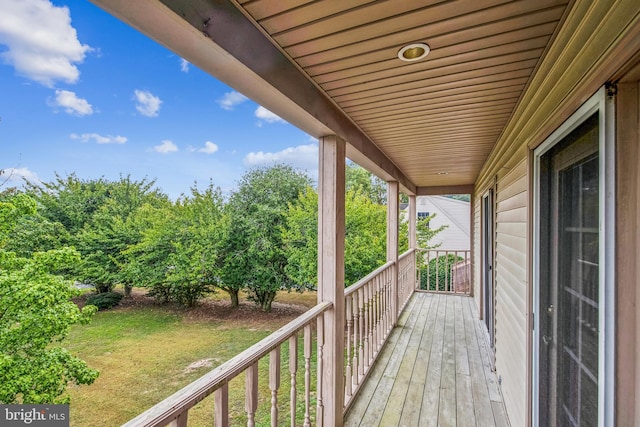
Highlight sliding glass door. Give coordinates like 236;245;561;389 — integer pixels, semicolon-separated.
533;88;614;426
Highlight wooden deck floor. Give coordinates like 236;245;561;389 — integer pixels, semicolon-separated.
344;292;510;427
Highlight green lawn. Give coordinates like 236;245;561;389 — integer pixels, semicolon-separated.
65;290;318;426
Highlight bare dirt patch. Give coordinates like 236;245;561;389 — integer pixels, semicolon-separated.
75;288;315;330
183;358;216;373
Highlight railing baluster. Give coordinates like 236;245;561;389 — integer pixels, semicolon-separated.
357;287;365;380
246;363;258;427
380;272;385;345
289;335;297;427
303;324;312;427
352;290;360;389
345;295;353;400
214;382;229;427
373;276;380;356
466;250;470;293
269;347;281;427
444;251;452;292
316;315;325;427
378;275;383;351
169;412;187;427
436;250;440;291
384;269;390;334
418;249;470;295
371;279;378;356
363;284;370;369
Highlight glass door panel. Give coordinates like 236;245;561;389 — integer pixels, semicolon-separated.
539;113;599;427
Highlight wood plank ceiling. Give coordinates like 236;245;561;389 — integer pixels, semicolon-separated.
232;0;570;189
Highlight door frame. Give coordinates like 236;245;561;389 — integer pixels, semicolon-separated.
532;87;615;426
481;188;495;350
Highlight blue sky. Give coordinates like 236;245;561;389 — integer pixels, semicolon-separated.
0;0;318;199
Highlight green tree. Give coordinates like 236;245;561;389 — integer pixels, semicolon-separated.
124;183;225;307
222;165;311;311
25;173;112;235
28;174;169;294
165;184;225;307
0;194;98;404
284;188;409;288
120;203;175;300
415;213;447;250
346;163;386;204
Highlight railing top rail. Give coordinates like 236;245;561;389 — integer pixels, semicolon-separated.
345;261;394;296
398;247;416;262
416;248;470;252
345;248;416;297
122;300;333;427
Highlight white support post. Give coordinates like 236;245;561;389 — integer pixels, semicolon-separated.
318;135;345;426
409;195;417;249
409;194;417;291
387;181;399;325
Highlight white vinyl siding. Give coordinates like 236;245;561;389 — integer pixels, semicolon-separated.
473;195;482;310
494;157;528;426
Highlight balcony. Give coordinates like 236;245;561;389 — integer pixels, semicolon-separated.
122;248;508;427
344;292;508;427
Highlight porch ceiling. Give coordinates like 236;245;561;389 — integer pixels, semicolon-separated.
91;0;571;193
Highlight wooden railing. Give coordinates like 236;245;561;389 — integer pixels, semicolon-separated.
122;249;419;426
343;248;417;409
397;248;417;311
122;301;332;427
417;249;471;294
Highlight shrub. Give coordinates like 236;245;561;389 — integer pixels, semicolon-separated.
420;254;463;292
146;282;173;304
146;282;214;307
85;292;123;310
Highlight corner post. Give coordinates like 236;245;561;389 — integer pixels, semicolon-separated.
409;194;417;249
409;194;417;290
318;135;345;426
387;181;399;324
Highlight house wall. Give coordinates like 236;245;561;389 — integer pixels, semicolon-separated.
471;1;640;425
472;194;481;311
616;79;640;426
494;158;528;424
416;196;470;251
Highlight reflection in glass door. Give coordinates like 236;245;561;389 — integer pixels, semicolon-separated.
538;113;599;426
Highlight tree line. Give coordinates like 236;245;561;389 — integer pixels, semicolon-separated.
0;163;444;404
1;163;442;312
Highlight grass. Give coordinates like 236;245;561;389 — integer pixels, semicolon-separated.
65;289;318;426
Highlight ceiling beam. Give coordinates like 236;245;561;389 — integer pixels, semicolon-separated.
417;185;475;196
89;0;416;193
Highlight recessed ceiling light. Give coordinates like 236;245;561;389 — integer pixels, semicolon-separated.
437;171;449;175
398;43;430;62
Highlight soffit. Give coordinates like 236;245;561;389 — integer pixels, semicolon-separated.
233;0;570;188
90;0;572;191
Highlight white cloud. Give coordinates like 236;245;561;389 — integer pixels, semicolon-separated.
180;58;189;73
198;141;219;154
134;89;162;117
70;133;127;144
255;106;285;124
217;91;248;110
243;144;318;176
50;90;93;116
0;167;40;185
0;0;92;87
154;140;178;154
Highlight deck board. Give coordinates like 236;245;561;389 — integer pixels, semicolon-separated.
344;292;510;426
